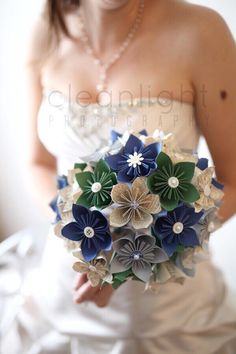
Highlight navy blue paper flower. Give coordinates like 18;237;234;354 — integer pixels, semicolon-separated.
61;204;112;261
49;176;68;223
56;175;68;190
154;205;203;256
105;134;161;183
49;196;61;223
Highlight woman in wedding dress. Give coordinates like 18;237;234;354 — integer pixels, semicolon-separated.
14;0;236;353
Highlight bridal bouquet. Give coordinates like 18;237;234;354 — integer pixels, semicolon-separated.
50;130;224;290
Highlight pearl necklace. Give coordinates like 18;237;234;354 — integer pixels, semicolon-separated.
78;0;145;100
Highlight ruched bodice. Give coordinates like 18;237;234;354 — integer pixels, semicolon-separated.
38;90;200;174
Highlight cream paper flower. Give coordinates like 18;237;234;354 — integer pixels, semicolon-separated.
110;177;161;229
193;167;224;212
72;255;113;287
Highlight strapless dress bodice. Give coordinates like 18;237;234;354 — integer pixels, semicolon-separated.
37;90;200;174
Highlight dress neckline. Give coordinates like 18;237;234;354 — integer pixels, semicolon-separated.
42;88;194;110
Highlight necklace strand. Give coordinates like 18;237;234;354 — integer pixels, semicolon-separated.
78;0;145;95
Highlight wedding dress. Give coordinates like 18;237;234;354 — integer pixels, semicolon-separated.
2;90;236;354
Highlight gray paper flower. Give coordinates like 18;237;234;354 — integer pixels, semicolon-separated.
193;208;222;248
110;230;168;282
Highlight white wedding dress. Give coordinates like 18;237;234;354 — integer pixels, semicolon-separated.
2;90;236;354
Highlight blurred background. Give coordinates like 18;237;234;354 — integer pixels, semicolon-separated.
0;0;236;291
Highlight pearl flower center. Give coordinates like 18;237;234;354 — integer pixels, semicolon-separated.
168;176;179;188
127;152;144;168
131;250;143;260
172;222;184;234
204;185;211;197
91;182;102;193
84;226;95;238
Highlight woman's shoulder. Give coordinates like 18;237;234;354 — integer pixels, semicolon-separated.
172;1;234;51
24;14;55;68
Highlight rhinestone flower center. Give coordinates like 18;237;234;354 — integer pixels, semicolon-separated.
84;226;95;238
91;182;102;193
172;222;184;234
127;152;144;168
168;176;179;188
204;185;211;197
130;250;143;260
130;200;139;209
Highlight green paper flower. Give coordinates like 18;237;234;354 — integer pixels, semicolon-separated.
75;159;117;209
147;152;200;211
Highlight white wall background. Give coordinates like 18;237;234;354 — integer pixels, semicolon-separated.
0;1;235;290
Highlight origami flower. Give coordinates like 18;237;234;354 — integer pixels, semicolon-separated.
147;152;200;211
110;231;168;282
110;177;161;229
105;134;161;183
72;255;112;287
193;208;222;248
146;260;187;291
61;205;112;261
154;205;203;256
49;175;69;223
193;165;224;212
76;159;117;209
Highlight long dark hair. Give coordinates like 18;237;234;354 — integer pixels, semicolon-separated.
46;0;80;38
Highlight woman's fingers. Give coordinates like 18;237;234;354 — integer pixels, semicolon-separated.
92;284;114;307
73;272;87;291
73;280;100;303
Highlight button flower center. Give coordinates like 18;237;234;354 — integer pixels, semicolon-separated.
91;182;102;193
127;152;144;168
83;226;95;238
172;222;184;234
168;176;179;188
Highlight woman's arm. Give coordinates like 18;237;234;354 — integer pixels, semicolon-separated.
190;6;236;222
24;18;57;217
24;17;114;306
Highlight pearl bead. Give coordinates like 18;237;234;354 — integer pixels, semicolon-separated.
132;251;143;260
168;176;179;188
91;182;102;193
172;222;184;234
84;226;95;238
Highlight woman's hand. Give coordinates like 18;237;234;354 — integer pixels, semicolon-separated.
73;273;114;307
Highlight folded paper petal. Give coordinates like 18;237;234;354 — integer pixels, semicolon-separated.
132;260;152;282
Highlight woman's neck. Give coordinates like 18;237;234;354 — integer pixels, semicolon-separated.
79;0;141;57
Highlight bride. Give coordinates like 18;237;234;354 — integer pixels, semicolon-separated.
19;0;236;353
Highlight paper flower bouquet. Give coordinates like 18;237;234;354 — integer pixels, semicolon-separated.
50;130;224;290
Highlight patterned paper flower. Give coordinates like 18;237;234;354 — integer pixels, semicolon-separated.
110;231;168;282
72;254;112;287
76;159;117;209
147;152;200;211
154;205;203;256
193;165;224;212
110;177;161;229
61;205;112;261
146;260;187;291
105;134;161;183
